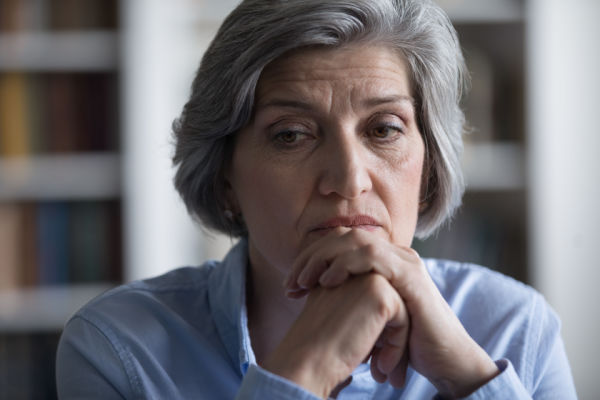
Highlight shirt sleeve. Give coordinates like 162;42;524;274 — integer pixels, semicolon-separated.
443;293;578;400
458;359;531;399
56;316;134;399
236;364;322;400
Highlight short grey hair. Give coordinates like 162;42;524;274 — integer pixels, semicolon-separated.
172;0;468;239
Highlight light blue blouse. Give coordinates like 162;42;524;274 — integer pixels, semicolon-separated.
56;239;577;399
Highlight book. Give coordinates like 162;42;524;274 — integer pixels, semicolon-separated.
46;74;79;154
20;202;39;286
79;73;119;152
69;202;110;282
0;203;21;289
49;0;118;31
37;202;70;285
0;73;30;156
0;0;25;31
25;74;46;154
0;332;60;399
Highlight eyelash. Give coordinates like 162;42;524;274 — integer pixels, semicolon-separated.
274;130;306;144
268;115;406;148
368;123;404;140
270;127;314;149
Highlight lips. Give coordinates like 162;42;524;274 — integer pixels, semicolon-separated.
310;215;381;233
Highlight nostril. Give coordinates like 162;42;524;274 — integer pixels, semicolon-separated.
317;151;372;199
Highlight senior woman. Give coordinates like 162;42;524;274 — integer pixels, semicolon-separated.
56;0;576;398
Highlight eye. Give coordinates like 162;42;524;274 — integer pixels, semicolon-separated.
275;130;304;144
369;124;404;139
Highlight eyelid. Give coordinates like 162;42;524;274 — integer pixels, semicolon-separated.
367;113;406;134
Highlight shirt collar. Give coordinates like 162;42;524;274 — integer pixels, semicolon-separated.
207;238;255;376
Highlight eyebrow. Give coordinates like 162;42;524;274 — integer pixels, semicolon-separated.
257;95;415;111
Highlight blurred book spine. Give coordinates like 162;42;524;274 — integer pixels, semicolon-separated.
0;203;21;289
0;0;116;31
0;0;121;397
0;72;118;157
0;73;30;156
0;332;60;399
37;202;70;284
0;201;121;288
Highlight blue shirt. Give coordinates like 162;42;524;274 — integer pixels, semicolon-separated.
56;239;577;399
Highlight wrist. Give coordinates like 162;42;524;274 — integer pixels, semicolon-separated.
434;355;500;399
263;346;338;399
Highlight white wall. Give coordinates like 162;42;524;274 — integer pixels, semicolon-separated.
527;1;600;398
120;0;233;281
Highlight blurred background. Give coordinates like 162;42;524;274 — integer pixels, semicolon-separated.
0;0;598;398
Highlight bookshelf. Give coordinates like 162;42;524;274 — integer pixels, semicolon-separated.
0;153;120;200
0;0;554;397
0;0;119;397
410;2;530;283
0;31;118;71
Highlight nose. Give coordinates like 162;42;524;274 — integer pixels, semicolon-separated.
317;132;373;199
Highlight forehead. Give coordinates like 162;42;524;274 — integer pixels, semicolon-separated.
255;44;413;102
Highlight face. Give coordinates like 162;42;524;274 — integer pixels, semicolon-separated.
226;44;425;279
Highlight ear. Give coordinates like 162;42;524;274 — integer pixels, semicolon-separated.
222;174;241;215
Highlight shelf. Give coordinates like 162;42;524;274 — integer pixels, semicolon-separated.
0;284;114;332
462;142;524;190
0;31;118;71
0;153;121;200
439;0;524;22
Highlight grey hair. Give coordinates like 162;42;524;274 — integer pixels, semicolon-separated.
172;0;468;239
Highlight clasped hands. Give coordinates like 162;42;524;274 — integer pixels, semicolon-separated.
264;230;499;399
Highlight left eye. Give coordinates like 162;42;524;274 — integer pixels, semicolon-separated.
275;130;305;144
370;125;402;139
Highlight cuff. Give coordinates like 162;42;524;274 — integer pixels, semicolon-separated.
236;364;322;400
458;359;531;400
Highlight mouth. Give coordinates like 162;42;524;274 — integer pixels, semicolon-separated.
310;215;382;235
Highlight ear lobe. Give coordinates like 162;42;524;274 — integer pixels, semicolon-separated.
223;178;241;215
418;200;430;213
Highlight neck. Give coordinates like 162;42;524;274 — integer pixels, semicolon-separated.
246;254;305;365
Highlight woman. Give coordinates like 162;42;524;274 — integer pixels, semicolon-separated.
56;0;577;398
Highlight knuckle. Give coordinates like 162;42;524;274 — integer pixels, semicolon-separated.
363;274;396;316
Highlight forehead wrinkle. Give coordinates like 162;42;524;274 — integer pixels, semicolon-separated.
262;66;408;85
257;76;411;111
255;46;413;116
255;78;334;113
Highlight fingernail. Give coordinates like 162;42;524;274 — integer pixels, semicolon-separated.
297;269;311;288
286;288;308;298
319;269;333;285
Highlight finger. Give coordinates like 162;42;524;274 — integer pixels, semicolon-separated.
377;341;404;376
370;346;387;383
376;323;409;375
387;352;408;388
287;230;362;290
319;245;399;287
297;259;329;289
284;230;349;290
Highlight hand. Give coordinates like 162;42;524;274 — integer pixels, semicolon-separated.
264;273;409;399
285;230;500;398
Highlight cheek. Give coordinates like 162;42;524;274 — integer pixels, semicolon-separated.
231;162;312;271
383;142;425;245
231;153;307;238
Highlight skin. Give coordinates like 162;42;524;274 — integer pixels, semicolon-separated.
226;44;499;399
